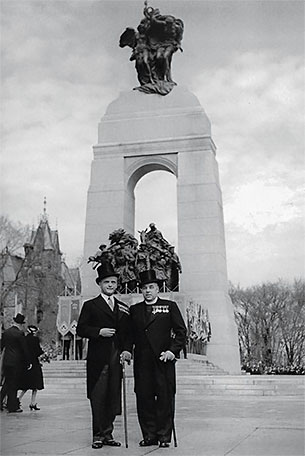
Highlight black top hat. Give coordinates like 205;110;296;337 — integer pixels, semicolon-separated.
95;262;119;285
13;313;26;324
138;269;161;288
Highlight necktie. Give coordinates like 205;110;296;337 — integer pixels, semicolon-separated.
108;297;114;311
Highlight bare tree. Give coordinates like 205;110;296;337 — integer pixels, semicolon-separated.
0;216;34;313
0;215;31;254
277;279;305;367
230;279;305;370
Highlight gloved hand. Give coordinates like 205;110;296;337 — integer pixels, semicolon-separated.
159;350;175;362
99;328;116;337
120;351;132;365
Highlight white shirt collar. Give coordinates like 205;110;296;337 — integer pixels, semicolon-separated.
101;293;114;304
145;297;158;305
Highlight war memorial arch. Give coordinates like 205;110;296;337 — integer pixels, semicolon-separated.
81;3;241;374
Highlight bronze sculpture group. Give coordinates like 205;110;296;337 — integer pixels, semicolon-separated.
88;224;182;293
119;1;184;95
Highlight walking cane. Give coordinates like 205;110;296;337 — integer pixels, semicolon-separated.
172;396;178;447
162;357;178;448
121;360;128;448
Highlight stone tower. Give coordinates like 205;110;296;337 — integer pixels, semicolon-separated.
82;86;241;374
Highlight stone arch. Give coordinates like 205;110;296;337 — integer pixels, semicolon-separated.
125;155;177;193
123;155;178;238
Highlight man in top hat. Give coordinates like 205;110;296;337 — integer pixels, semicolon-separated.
1;313;31;413
76;262;132;449
126;269;187;448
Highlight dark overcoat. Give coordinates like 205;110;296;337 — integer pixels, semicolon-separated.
2;326;30;369
1;326;30;412
129;297;187;394
76;295;131;414
19;334;44;390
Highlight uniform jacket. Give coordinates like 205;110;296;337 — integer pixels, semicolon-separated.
129;297;187;394
2;326;30;368
76;294;131;405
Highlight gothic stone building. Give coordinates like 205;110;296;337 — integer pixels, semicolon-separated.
0;217;81;345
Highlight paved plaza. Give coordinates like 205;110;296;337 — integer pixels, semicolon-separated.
1;380;304;456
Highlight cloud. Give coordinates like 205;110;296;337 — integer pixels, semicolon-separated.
227;216;305;286
225;179;304;234
192;51;303;167
1;1;304;284
190;51;304;284
191;49;304;207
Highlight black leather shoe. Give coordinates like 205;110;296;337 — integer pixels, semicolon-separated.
92;437;103;449
29;404;40;410
8;408;23;413
139;438;158;446
159;442;170;448
103;439;121;446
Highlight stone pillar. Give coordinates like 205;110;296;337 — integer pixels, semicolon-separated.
177;146;240;373
82;155;125;298
82;86;241;373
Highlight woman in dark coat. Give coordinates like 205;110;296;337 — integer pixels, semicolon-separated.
18;325;44;410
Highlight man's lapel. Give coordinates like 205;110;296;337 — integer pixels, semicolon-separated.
114;298;125;321
143;300;158;329
94;295;115;320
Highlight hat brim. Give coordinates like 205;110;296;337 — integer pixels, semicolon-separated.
139;279;163;288
96;273;119;285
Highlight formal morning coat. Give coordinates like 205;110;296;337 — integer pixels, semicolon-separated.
76;295;131;412
128;297;187;394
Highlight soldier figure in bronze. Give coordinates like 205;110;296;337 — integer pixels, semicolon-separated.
88;224;182;293
119;1;184;95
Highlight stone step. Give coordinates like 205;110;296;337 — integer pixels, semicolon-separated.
41;360;304;396
177;375;305;384
43;376;304;396
42;360;225;376
43;375;304;385
42;388;303;397
42;361;86;369
42;358;215;367
43;370;226;378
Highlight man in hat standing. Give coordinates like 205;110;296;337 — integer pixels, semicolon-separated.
126;269;187;448
76;262;132;449
1;313;31;413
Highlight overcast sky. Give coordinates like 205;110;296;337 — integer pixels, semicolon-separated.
1;0;304;286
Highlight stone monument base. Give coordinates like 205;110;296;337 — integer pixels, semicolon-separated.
118;291;240;375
